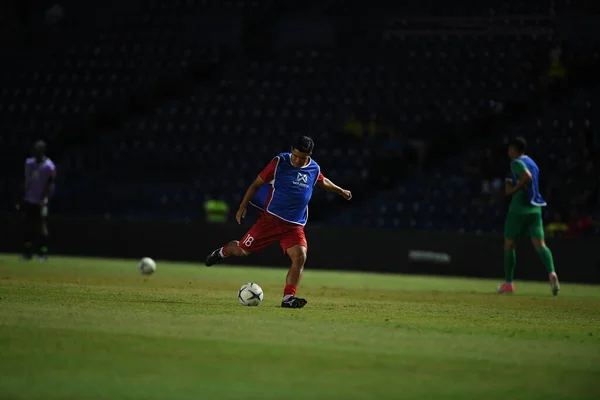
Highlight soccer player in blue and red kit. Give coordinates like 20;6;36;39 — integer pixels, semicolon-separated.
19;140;57;261
205;136;352;308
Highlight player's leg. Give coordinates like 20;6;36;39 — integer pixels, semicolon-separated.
38;205;49;261
21;203;36;260
205;239;250;266
280;226;308;308
499;213;520;293
280;245;308;308
528;213;560;296
204;215;271;266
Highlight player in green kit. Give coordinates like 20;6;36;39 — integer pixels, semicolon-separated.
498;137;560;296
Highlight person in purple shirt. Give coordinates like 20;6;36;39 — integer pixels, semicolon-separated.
19;140;56;261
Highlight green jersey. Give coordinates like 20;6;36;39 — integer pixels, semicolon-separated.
504;156;546;240
508;157;545;215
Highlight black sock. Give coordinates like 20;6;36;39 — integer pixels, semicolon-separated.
39;234;48;257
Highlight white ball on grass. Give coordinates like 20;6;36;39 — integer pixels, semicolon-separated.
238;282;264;306
138;257;156;275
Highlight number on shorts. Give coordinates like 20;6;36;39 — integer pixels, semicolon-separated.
243;235;254;247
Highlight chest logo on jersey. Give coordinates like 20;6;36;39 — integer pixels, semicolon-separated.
293;172;310;188
297;173;308;183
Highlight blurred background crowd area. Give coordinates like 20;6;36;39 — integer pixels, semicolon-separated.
1;0;599;237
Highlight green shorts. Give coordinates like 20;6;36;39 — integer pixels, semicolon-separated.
504;211;544;241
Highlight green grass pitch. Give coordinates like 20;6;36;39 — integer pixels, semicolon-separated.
1;254;599;400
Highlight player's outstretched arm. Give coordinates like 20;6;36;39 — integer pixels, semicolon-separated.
236;176;265;224
317;177;352;200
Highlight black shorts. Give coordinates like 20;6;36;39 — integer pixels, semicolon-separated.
22;202;48;222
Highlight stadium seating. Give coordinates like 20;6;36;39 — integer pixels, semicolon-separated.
54;31;553;218
2;0;597;233
329;87;600;234
323;0;558;16
0;0;221;213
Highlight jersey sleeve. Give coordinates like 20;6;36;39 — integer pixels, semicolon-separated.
258;158;278;183
47;163;57;181
510;160;528;176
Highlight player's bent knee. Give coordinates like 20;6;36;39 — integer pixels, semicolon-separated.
503;239;516;250
293;254;306;266
236;245;251;257
228;240;250;257
287;245;307;266
531;238;546;250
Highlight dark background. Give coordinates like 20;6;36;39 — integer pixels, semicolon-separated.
1;1;599;282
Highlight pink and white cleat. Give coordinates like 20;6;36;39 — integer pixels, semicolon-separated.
497;282;515;294
549;272;560;296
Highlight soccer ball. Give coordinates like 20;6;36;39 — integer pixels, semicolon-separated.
138;257;156;275
238;282;264;306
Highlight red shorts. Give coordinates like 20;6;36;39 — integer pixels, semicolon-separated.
239;212;307;254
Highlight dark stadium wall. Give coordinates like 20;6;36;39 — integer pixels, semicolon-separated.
1;215;599;283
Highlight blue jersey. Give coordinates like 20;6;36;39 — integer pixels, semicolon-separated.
249;184;272;211
510;155;546;207
250;153;321;225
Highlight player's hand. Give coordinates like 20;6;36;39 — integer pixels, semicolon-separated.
341;189;352;200
236;205;247;224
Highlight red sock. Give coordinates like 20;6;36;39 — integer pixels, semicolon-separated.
283;284;297;297
220;245;229;257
